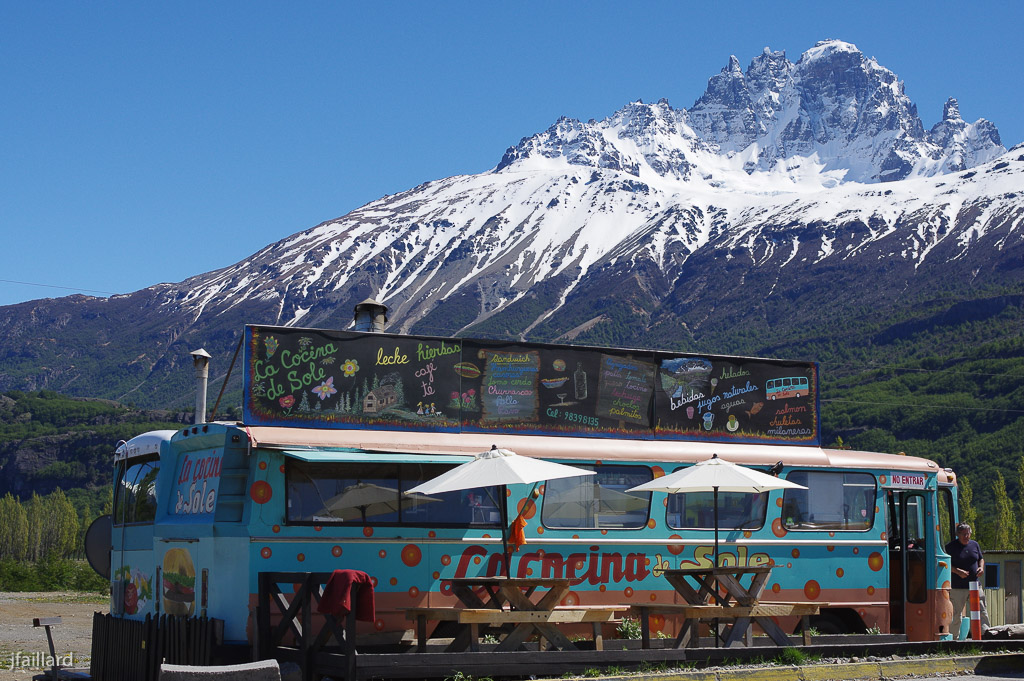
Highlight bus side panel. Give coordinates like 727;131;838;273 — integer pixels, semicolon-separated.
207;536;251;643
111;525;158;619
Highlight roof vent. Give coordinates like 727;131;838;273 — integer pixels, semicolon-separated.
353;298;388;333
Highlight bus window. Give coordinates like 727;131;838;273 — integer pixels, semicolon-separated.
285;459;500;527
937;487;955;546
542;465;651;530
782;471;875;531
903;493;928;603
113;456;160;526
667;486;768;530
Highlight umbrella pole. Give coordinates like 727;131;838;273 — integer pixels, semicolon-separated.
500;484;511;577
713;486;720;647
713;487;720;569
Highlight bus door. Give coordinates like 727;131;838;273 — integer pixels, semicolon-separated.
886;487;932;640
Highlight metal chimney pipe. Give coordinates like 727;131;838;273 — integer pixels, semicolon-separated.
353;298;388;332
190;348;212;424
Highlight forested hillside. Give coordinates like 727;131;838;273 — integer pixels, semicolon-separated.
0;390;188;512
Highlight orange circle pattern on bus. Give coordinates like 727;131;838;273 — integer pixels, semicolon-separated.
401;544;422;567
250;481;272;504
667;535;684;555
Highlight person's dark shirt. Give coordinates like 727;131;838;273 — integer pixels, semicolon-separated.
945;538;983;589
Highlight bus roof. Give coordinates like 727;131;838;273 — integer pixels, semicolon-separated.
115;430;176;462
243;426;941;474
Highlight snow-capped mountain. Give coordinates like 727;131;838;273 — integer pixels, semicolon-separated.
1;40;1021;408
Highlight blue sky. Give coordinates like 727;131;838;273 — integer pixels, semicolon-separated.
2;1;1021;308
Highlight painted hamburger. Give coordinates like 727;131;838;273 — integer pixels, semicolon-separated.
162;548;196;616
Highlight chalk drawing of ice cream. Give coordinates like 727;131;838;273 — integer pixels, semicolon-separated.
726;414;739;432
702;412;714;430
709;378;718;394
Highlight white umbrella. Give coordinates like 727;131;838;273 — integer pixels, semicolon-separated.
407;445;595;574
628;454;806;567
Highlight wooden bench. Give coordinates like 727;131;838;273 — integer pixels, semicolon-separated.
403;605;626;652
630;601;825;648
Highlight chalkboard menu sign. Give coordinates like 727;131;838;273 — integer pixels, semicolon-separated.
244;326;463;432
456;341;653;436
652;355;818;443
242;325;819;444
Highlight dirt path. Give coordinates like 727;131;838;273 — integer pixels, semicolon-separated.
0;592;107;681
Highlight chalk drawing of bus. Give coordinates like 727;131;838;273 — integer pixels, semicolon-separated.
765;376;810;400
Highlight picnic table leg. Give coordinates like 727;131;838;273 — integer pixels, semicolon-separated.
801;615;812;646
415;614;428;652
468;623;480;652
639;607;651;650
444;624;474;653
494;623;533;651
528;623;578;652
591;622;604;652
754;617;791;646
675;618;700;649
723;617;752;648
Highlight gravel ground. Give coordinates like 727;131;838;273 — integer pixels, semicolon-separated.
0;592;107;681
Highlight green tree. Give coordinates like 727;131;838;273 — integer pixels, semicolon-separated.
1017;457;1024;550
0;493;29;560
991;472;1015;550
958;475;978;534
50;489;80;557
24;493;44;561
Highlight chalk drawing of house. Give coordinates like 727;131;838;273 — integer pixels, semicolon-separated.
363;385;399;414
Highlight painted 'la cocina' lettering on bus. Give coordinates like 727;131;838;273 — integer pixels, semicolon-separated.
453;546;650;584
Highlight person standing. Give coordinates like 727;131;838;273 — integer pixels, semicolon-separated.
945;522;989;639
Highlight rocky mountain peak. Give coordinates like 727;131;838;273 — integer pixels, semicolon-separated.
943;97;963;122
496;40;1003;185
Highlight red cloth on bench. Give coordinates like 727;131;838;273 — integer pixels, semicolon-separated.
318;569;375;622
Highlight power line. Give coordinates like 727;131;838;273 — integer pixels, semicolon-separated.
0;278;118;296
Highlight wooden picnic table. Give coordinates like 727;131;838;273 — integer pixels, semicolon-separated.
663;565;772;606
404;576;625;652
632;566;823;648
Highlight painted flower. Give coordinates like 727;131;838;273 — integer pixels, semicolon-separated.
312;376;338;400
279;395;295;409
264;336;279;357
341;359;360;377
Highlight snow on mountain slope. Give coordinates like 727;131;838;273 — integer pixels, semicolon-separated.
169;135;1022;341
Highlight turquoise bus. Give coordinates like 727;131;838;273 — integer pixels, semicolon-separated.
105;325;960;660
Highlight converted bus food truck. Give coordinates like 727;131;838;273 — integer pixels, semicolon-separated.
108;324;959;657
